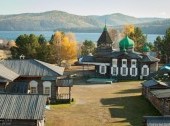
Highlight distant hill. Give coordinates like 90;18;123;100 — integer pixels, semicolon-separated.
0;10;169;34
137;19;170;34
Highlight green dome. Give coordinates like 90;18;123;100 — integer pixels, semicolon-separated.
142;43;150;52
119;36;134;51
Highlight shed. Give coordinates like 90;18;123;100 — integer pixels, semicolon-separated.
141;79;169;98
0;94;47;126
149;89;170;115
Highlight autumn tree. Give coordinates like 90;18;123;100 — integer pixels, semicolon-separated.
122;24;135;36
122;25;146;52
7;40;16;49
49;31;77;65
108;28;119;49
81;40;96;56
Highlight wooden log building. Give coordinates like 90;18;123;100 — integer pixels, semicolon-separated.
80;25;160;81
0;59;73;103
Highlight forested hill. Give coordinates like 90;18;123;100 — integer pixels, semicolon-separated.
0;10;169;34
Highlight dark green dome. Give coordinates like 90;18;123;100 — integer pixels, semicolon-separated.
142;43;150;52
119;36;134;51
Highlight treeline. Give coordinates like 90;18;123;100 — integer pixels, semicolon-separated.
10;32;77;66
9;26;170;65
154;27;170;63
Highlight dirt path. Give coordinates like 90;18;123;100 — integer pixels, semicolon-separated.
45;81;159;126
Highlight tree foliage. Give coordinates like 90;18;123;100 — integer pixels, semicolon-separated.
108;28;119;49
49;31;77;65
10;32;78;66
123;25;146;52
81;40;96;56
10;34;40;59
153;27;170;63
154;27;170;63
130;27;146;52
122;24;135;36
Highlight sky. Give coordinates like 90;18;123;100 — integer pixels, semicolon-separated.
0;0;170;18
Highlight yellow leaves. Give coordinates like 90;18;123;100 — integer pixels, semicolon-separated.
53;31;77;62
123;24;135;36
53;31;63;44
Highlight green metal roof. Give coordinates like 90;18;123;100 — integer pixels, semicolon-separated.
142;43;150;52
119;36;134;51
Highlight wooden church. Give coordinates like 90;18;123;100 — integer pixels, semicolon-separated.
80;26;160;80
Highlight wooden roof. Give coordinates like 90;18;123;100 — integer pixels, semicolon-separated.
0;59;64;77
97;26;113;47
0;94;47;120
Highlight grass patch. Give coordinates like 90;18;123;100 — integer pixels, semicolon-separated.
45;81;160;126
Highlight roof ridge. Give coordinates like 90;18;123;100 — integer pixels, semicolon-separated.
34;59;64;76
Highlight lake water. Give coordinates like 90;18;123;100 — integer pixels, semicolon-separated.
0;31;163;43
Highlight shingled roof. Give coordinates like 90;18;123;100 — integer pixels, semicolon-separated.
0;59;64;77
0;94;47;120
141;55;160;63
97;26;113;46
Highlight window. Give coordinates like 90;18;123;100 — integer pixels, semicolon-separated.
122;59;127;67
132;68;136;75
121;67;128;76
101;66;105;73
29;80;38;94
122;67;126;75
44;87;50;95
131;59;136;67
113;67;117;75
30;87;37;94
123;61;126;65
43;81;51;97
112;59;117;66
142;65;149;76
130;66;137;76
99;65;106;74
143;68;147;75
111;67;118;76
